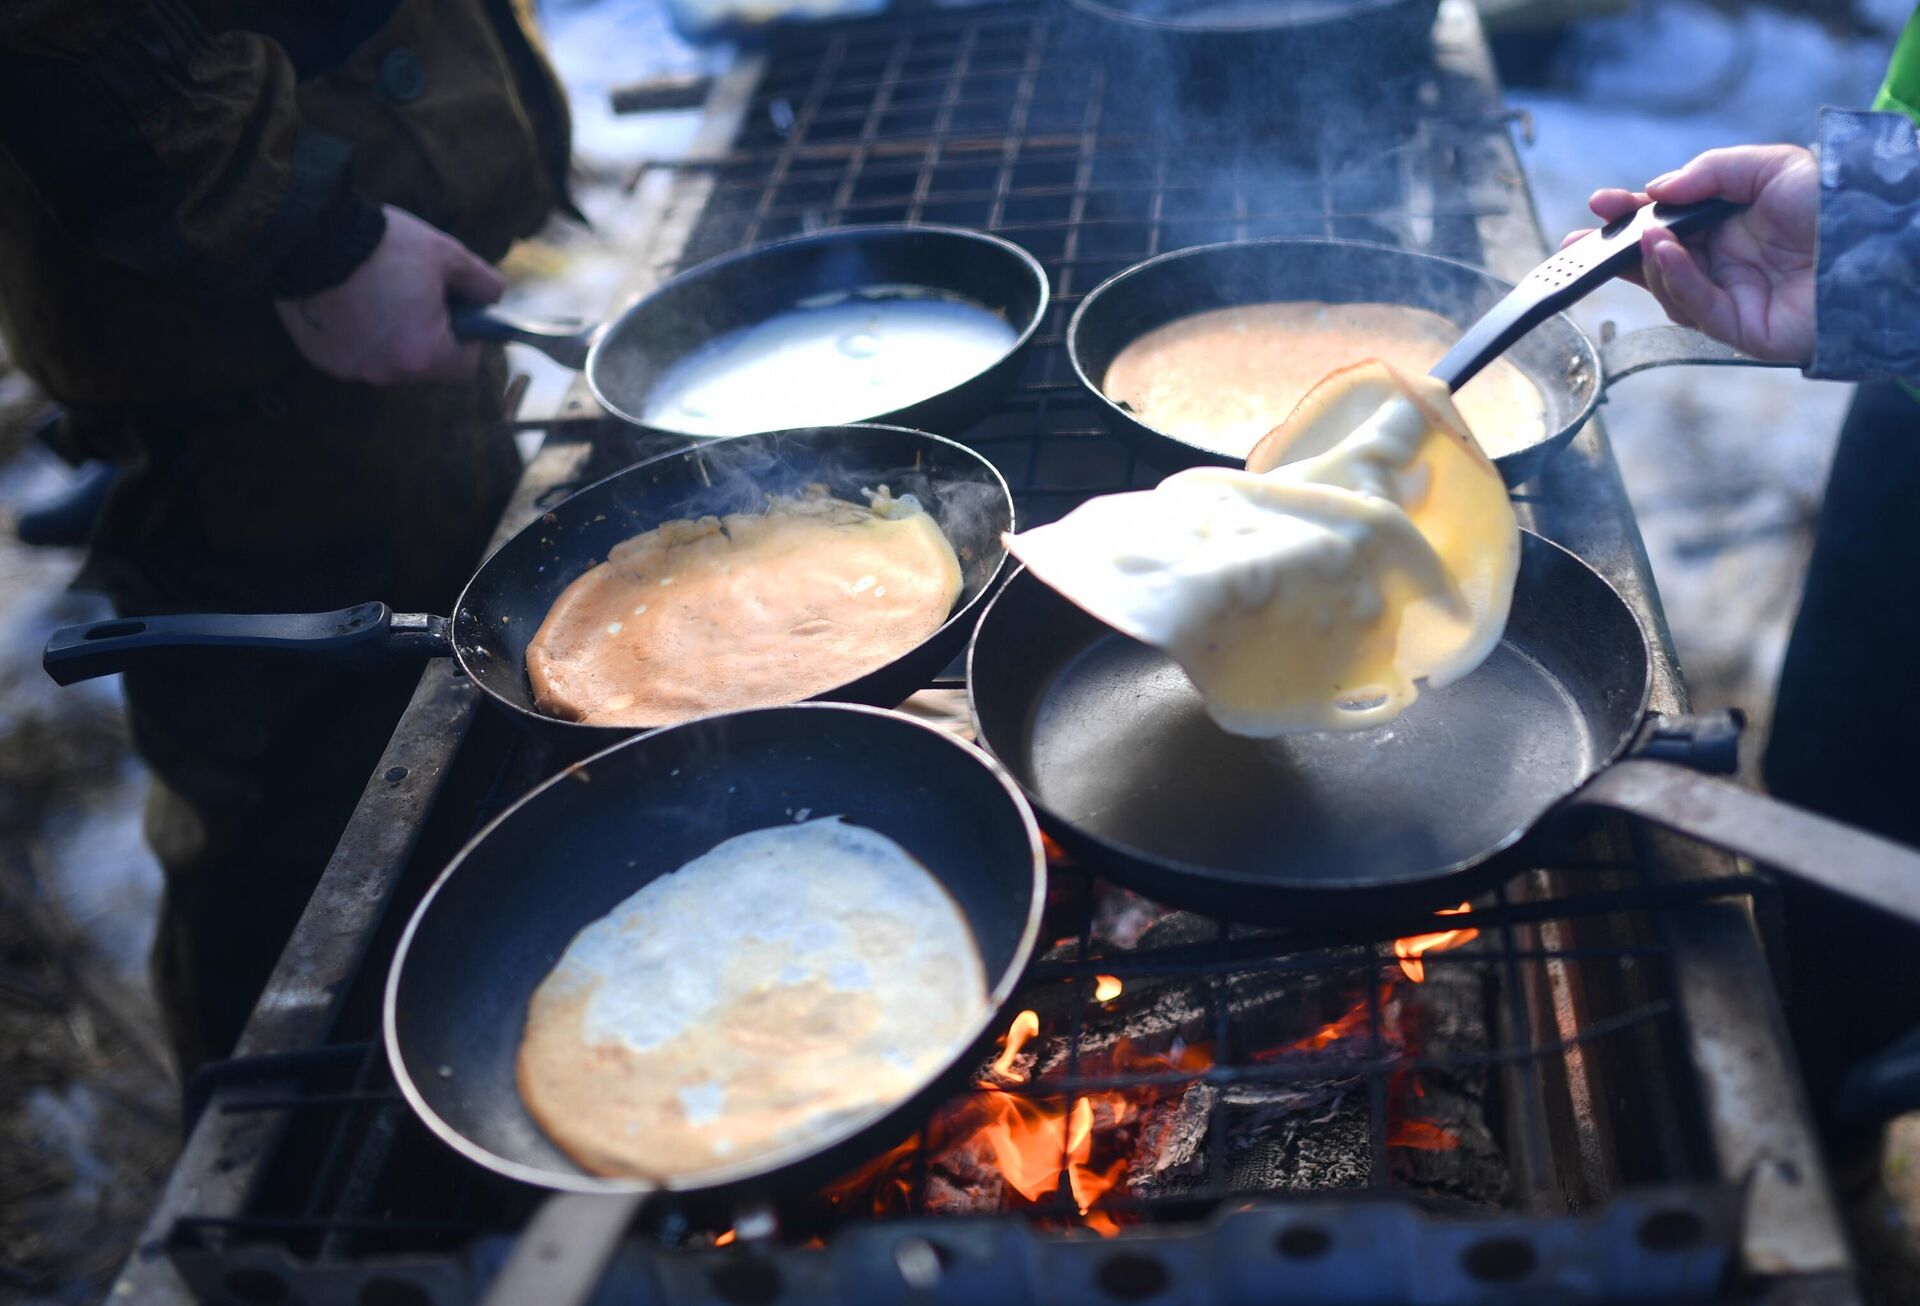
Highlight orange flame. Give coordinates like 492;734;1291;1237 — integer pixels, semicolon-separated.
969;1026;1156;1224
989;1009;1041;1080
1281;1000;1376;1054
714;1229;736;1246
819;944;1468;1235
1393;903;1478;983
974;1092;1075;1201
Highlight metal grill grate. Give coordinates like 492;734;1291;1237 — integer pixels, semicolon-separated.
170;767;1736;1263
671;3;1499;529
162;1;1750;1291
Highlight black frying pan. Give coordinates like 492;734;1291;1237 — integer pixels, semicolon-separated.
42;425;1014;737
387;703;1046;1302
454;224;1050;454
1068;207;1791;485
968;533;1920;928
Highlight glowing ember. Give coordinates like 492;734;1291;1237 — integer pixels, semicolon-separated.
714;1229;736;1246
1278;999;1376;1054
1094;974;1123;1002
1387;1118;1461;1151
989;1009;1041;1080
1393;903;1478;983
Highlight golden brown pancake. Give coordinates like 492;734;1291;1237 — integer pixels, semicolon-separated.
525;487;963;728
516;819;989;1179
1103;301;1548;460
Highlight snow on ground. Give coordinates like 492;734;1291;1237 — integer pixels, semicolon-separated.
0;449;159;987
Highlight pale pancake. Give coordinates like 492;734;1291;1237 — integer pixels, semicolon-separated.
1103;301;1548;460
526;487;963;728
639;295;1018;437
516;818;989;1180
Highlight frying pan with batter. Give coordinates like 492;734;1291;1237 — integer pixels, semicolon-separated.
1067;202;1791;485
44;425;1014;738
453;224;1050;451
387;703;1046;1303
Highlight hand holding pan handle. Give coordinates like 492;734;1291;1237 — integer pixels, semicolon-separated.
1569;714;1920;931
1430;197;1746;393
41;605;451;686
449;303;595;371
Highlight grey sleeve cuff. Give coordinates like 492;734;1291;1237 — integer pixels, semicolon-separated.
1810;107;1920;382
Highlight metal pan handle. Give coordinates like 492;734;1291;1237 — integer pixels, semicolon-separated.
1430;197;1744;392
41;604;451;685
450;304;596;371
480;1190;648;1306
1567;756;1920;930
1598;323;1798;386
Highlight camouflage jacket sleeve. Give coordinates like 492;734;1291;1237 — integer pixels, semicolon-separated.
1809;107;1920;382
0;0;386;300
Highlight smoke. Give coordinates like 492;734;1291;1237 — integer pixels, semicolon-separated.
604;427;1014;607
1061;0;1438;146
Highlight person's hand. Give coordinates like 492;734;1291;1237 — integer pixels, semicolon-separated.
274;204;505;385
1560;144;1818;365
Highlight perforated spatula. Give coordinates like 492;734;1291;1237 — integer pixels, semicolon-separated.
1429;197;1743;392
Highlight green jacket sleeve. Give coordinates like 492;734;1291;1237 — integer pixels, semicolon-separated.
0;0;387;299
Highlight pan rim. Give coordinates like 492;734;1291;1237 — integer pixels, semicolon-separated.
582;222;1052;437
1062;235;1603;477
449;422;1016;734
964;531;1654;895
382;700;1049;1196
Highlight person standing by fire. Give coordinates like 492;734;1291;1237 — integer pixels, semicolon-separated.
1562;8;1920;1129
0;1;571;1070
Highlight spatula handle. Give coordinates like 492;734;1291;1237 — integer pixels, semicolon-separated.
1429;197;1744;392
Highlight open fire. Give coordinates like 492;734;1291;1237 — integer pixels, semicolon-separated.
814;903;1481;1236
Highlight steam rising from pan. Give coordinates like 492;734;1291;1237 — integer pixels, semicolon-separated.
1060;0;1440;128
446;426;1015;732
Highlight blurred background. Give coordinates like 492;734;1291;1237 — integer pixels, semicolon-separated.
0;0;1907;1299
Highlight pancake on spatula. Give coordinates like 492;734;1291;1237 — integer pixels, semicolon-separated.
1005;359;1518;736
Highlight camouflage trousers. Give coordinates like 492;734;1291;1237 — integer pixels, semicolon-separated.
78;353;520;1072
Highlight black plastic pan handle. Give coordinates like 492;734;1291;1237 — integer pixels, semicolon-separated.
42;604;451;685
1430;197;1744;392
450;305;596;371
1568;756;1920;930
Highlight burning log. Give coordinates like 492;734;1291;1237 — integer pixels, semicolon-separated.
1021;912;1380;1085
1233;1098;1374;1194
1386;950;1507;1206
806;904;1507;1233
